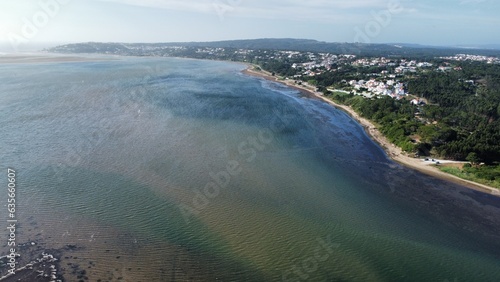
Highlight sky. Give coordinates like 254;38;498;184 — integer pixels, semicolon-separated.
0;0;499;52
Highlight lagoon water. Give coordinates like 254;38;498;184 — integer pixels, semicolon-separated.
1;57;500;281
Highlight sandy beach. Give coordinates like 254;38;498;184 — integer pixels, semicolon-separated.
243;65;500;197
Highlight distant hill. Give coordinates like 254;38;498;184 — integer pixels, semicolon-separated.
48;38;500;58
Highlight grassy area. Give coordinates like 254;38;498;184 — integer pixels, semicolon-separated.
439;165;500;189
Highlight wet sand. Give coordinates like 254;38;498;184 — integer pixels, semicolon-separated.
243;65;500;197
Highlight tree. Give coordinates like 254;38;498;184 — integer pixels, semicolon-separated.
466;152;481;166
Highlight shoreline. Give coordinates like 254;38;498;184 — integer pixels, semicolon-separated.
242;64;500;197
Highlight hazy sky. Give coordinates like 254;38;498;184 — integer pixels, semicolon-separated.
0;0;499;51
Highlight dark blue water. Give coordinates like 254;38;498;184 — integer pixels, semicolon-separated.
0;56;499;281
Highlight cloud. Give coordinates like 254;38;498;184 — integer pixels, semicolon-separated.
96;0;215;13
460;0;487;4
96;0;391;11
94;0;392;21
260;0;390;10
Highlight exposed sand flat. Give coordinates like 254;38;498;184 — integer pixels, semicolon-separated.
0;53;115;64
243;65;500;197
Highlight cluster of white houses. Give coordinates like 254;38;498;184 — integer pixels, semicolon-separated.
291;53;354;75
440;54;500;64
348;79;407;98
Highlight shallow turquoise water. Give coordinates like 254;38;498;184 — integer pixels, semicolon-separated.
0;57;499;281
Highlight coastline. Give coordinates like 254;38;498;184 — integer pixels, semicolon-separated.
243;64;500;197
